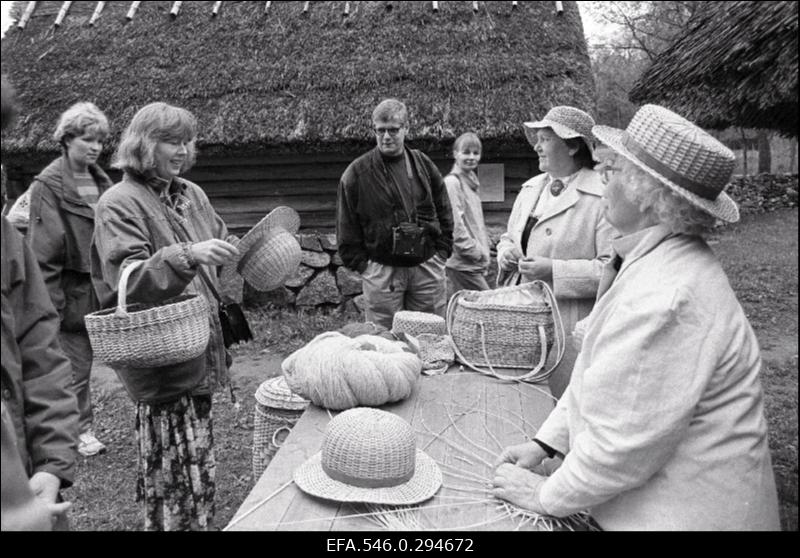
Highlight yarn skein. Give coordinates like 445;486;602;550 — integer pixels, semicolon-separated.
281;332;422;410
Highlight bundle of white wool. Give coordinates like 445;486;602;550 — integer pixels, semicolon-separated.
281;332;422;410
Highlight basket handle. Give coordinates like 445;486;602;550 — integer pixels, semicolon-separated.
114;259;146;317
445;280;566;385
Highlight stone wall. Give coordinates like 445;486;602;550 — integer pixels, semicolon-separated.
243;232;365;311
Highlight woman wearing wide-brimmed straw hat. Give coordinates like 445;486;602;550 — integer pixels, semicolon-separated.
495;106;615;398
91;102;241;531
493;105;780;530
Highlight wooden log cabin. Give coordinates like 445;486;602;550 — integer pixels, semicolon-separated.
1;1;596;234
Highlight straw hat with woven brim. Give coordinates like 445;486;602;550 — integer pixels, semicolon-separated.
224;206;303;292
294;407;442;505
593;104;739;223
523;105;596;157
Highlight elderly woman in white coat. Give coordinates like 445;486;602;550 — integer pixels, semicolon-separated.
492;105;780;531
496;106;614;398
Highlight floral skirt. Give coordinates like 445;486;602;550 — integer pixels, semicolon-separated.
135;394;215;531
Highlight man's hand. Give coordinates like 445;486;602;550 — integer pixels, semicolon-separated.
190;239;239;266
492;463;548;515
518;256;553;282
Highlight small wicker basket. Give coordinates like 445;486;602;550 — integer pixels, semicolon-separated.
85;259;211;368
446;280;565;383
252;375;310;480
391;310;447;337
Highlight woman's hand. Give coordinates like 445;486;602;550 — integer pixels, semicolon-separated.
190;239;239;266
494;441;548;471
497;245;523;271
518;256;553;282
492;464;548;515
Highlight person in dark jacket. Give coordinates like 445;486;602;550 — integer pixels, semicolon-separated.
336;98;454;329
27;102;113;457
1;73;78;532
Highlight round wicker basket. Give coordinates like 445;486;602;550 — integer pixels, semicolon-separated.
252;375;310;480
85;260;211;369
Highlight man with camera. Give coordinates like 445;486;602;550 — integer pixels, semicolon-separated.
336;99;454;329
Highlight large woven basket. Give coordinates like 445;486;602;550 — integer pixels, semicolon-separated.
252;375;310;480
446;280;564;383
85;260;211;368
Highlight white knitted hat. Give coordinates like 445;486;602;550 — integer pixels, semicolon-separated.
593;104;739;223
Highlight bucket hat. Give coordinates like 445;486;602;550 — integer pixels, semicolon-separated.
223;206;302;292
593;104;739;223
293;407;442;505
523;105;596;156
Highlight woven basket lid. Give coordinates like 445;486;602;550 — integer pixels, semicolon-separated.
255;376;309;411
391;311;447;337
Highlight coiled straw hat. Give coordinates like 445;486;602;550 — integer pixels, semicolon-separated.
224;206;302;292
523;105;596;156
293;407;442;505
593;104;739;223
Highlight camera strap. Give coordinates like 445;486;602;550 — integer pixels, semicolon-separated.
382;151;416;222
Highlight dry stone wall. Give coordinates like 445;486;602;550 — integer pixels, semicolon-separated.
243;232;364;310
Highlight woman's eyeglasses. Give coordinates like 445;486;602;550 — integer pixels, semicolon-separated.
598;160;623;185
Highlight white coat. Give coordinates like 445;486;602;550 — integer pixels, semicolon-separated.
535;225;780;530
496;168;615;395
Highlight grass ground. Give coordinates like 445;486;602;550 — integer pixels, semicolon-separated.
63;208;798;531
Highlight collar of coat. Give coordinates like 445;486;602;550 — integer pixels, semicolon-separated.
34;155;113;205
516;167;605;225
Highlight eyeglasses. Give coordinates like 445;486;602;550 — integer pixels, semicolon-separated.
598;160;623;185
374;127;403;137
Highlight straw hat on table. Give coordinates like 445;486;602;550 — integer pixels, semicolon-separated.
592;104;739;223
294;407;442;505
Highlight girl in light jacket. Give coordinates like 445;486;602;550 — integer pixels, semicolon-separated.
496;106;614;398
444;132;491;300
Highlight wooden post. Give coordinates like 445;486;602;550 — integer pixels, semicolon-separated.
555;1;563;14
89;2;107;26
126;1;141;21
54;1;72;27
432;1;439;12
303;1;310;14
343;1;350;17
511;1;518;10
264;1;271;14
212;2;223;16
170;1;183;19
17;2;38;30
472;1;479;12
740;127;748;176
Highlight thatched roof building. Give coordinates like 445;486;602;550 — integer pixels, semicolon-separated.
2;1;595;230
629;1;798;136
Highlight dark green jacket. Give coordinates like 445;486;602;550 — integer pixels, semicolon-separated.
336;147;454;273
28;156;113;332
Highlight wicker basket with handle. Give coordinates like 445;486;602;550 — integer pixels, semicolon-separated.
85;259;211;368
446;280;565;383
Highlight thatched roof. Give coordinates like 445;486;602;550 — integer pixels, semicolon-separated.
1;1;595;160
629;1;798;136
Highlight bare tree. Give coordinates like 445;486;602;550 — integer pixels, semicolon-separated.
584;1;702;60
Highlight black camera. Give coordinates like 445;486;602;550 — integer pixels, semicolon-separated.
391;222;427;258
218;303;253;348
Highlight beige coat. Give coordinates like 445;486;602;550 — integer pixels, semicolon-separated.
535;225;780;530
496;169;615;395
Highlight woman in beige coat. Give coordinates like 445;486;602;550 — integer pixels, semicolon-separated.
496;107;614;397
